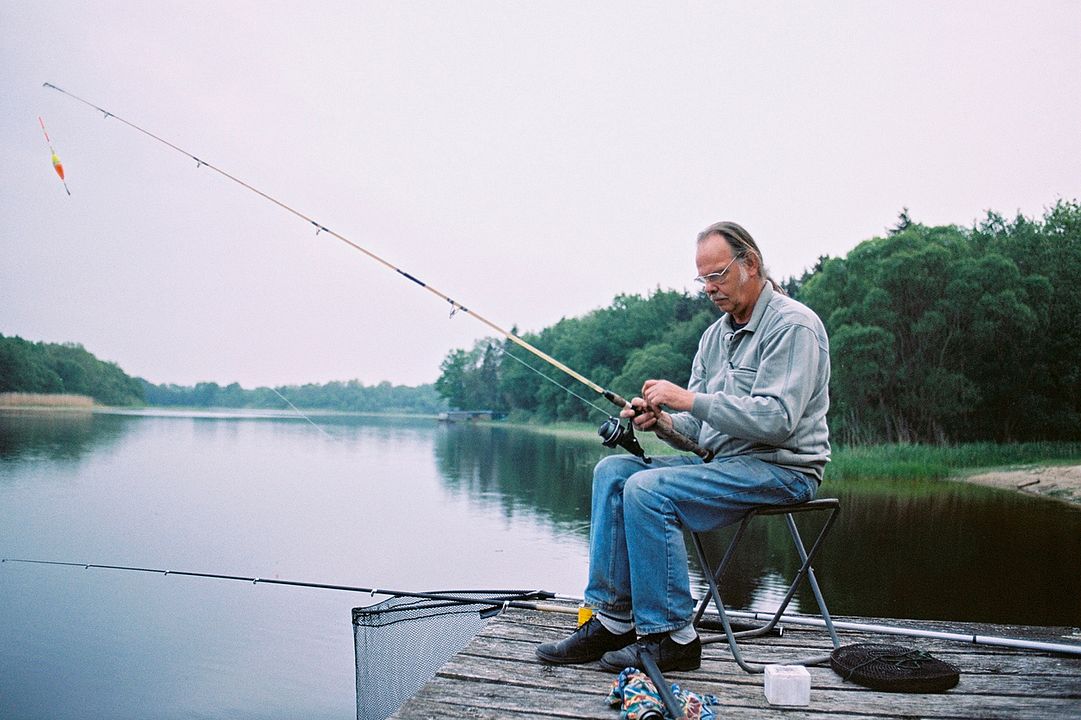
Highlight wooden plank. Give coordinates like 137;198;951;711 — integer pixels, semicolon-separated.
457;634;1081;697
389;607;1081;720
398;680;860;719
431;652;1080;719
398;668;1081;720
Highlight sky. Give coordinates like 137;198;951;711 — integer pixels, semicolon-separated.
2;2;1079;389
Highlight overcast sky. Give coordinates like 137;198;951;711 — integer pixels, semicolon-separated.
2;2;1079;389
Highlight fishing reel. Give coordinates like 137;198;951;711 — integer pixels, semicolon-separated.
598;416;652;463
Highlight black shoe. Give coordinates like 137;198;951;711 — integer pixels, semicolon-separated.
535;616;637;665
598;632;701;673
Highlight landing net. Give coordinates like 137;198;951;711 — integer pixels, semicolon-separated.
352;591;530;720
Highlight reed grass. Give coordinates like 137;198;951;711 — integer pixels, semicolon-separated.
506;421;1081;482
829;442;1081;481
0;392;95;408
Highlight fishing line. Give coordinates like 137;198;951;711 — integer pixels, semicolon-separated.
42;82;714;462
0;557;578;615
269;386;335;439
493;344;610;417
492;343;652;460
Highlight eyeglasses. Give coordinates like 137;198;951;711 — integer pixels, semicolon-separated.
693;254;741;287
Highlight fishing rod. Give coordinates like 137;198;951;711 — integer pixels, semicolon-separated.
42;82;713;464
1;558;578;616
496;344;652;460
10;559;1078;657
723;609;1081;657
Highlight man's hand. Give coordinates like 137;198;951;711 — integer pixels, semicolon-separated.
616;380;693;434
641;379;695;413
620;397;673;433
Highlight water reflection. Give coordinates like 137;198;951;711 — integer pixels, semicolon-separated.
433;425;1081;626
3;410;1079;632
691;479;1081;625
2;411;1080;720
434;423;597;526
0;409;132;465
822;481;1081;625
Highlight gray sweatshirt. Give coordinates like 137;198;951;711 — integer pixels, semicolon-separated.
668;283;831;481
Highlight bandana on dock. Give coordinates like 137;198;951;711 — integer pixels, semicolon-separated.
830;643;960;693
606;667;719;719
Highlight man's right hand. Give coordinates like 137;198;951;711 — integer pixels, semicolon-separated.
622;396;673;434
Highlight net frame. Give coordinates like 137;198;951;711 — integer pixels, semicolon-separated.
353;590;540;720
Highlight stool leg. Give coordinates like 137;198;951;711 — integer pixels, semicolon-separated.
692;517;753;627
691;503;842;673
690;527;765;673
784;511;841;648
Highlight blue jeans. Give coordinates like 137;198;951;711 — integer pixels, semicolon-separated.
583;454;818;635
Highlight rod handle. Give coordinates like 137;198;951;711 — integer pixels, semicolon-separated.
655;424;715;462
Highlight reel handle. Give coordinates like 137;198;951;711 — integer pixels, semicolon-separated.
602;391;715;463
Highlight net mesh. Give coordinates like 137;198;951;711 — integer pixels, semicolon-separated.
352;592;524;720
830;643;961;693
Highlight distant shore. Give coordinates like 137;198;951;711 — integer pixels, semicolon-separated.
0;396;440;421
0;392;95;409
4;402;1079;508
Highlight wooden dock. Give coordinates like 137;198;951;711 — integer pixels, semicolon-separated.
390;605;1081;719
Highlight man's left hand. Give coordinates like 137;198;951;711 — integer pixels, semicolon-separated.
641;379;695;412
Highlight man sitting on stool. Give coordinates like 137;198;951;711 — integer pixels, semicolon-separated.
536;221;831;672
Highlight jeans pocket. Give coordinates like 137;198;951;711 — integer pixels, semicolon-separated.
780;469;816;504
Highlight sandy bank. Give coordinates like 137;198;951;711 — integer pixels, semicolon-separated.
959;464;1081;507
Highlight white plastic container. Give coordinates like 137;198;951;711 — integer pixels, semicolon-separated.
764;664;811;706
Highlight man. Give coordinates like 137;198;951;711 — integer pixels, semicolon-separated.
536;221;831;672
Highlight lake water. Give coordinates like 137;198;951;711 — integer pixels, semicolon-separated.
2;409;1079;719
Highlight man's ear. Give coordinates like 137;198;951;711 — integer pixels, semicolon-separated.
741;251;761;278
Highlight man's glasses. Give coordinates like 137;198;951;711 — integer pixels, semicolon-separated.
693;254;742;287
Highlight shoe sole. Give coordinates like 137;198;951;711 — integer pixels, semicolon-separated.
535;648;598;665
598;654;701;673
534;631;636;665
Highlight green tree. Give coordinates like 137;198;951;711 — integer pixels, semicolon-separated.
0;335;142;404
802;203;1079;443
0;335;64;393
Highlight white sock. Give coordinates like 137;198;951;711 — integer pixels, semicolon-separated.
669;622;698;645
598;612;634;635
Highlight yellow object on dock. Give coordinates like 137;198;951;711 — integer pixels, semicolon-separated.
577;605;593;626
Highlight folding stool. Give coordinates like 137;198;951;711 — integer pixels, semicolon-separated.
690;497;842;673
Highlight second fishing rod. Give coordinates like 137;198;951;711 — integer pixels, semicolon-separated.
43;82;714;463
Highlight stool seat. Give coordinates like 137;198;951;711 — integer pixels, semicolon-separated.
691;497;841;673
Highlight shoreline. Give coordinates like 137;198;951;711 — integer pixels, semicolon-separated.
505;422;1081;508
5;406;1079;508
955;464;1081;508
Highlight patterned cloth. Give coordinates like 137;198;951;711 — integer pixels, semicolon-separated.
606;667;719;719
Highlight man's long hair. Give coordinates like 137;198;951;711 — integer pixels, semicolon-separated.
696;221;786;295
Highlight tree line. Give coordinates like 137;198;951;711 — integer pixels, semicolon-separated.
434;200;1081;444
0;334;446;414
143;378;445;414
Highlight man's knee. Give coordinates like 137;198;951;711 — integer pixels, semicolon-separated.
623;472;668;516
593;454;647;494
